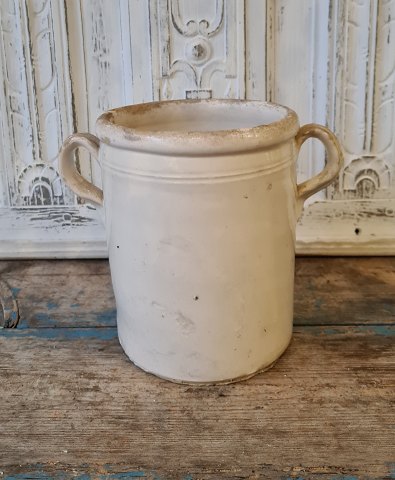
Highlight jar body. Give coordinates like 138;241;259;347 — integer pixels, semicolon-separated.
101;140;297;383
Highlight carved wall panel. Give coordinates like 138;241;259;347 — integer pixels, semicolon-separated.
371;0;395;191
329;0;395;199
0;0;394;256
0;0;36;205
65;0;129;188
265;0;330;196
150;0;245;100
0;0;73;207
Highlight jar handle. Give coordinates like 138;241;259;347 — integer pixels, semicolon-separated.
296;124;343;202
59;133;103;206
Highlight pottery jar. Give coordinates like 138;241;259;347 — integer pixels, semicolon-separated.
60;99;343;384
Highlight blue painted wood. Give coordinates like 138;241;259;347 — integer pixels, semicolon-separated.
3;469;150;480
2;258;395;330
1;466;391;480
1;325;394;340
0;326;118;340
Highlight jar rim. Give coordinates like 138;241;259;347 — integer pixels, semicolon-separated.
96;99;299;156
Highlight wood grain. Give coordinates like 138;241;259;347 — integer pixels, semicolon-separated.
0;259;115;328
294;257;395;325
0;258;394;478
0;257;394;329
0;326;394;478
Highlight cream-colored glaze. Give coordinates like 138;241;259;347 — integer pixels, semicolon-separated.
59;99;343;384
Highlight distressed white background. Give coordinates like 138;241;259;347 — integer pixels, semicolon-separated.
0;0;394;257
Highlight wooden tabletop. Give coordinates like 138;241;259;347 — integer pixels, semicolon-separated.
0;258;394;479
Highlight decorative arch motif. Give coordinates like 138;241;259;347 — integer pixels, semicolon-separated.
18;163;64;206
342;156;391;198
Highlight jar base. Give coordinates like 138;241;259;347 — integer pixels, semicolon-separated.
119;335;292;385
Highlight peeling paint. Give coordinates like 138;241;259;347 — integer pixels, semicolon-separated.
0;327;118;340
3;471;150;480
0;280;19;328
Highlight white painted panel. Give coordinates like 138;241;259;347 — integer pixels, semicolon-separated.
21;0;74;206
371;0;395;192
298;0;395;249
0;0;394;257
127;0;153;103
149;0;245;100
328;0;394;200
342;1;373;155
0;205;106;259
65;0;129;190
0;0;35;205
297;199;395;255
266;0;330;199
0;0;106;257
245;0;266;100
0;68;8;207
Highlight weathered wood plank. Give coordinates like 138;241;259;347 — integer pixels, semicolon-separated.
0;257;394;328
0;465;393;480
294;257;395;325
0;259;115;328
1;324;393;341
0;259;110;276
0;326;393;478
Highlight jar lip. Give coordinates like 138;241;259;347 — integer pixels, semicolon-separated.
96;99;300;156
